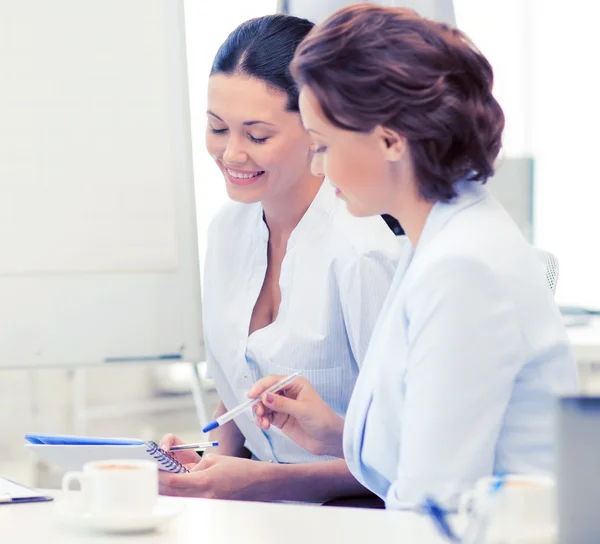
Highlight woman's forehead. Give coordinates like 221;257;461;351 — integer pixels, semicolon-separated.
207;74;290;124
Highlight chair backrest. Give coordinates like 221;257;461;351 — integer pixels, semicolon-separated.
535;248;559;296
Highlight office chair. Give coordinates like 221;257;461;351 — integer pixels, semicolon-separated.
536;248;559;296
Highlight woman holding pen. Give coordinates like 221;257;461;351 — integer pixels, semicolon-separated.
249;4;577;510
158;14;401;503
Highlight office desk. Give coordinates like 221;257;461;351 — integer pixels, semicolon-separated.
1;490;450;544
568;318;600;365
568;318;600;392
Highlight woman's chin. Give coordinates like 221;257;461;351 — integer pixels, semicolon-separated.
341;199;375;218
224;182;266;204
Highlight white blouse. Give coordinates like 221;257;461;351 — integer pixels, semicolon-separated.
343;181;578;508
203;181;402;463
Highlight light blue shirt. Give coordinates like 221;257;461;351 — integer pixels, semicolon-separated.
343;181;578;508
204;181;401;463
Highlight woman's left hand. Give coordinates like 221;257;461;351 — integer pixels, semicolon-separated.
158;454;270;500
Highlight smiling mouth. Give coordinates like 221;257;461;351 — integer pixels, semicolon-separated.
224;166;266;186
225;168;264;179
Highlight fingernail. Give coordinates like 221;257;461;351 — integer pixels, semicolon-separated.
265;393;274;404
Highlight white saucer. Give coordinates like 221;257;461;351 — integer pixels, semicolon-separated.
55;496;185;534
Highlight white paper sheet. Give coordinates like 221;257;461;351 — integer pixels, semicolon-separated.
0;478;39;500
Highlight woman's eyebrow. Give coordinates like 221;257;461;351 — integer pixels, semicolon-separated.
207;111;275;127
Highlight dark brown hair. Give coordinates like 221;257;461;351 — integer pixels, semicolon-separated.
211;15;314;112
290;4;505;202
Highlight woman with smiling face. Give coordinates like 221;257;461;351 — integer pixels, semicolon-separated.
158;15;401;502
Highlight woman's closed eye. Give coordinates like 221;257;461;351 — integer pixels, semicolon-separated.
209;126;269;144
248;134;269;144
313;145;327;154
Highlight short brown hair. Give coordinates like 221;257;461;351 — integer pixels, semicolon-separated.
290;4;505;202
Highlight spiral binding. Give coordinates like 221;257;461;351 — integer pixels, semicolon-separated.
145;441;189;473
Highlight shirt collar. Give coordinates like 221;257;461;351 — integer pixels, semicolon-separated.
288;180;336;249
411;180;488;256
256;179;336;251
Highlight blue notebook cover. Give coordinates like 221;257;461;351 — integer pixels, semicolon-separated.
24;433;189;473
25;433;145;446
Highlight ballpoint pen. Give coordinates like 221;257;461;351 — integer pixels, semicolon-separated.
422;497;460;542
167;441;219;451
201;372;302;433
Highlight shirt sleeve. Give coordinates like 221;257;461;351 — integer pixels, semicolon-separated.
340;247;399;366
385;256;525;509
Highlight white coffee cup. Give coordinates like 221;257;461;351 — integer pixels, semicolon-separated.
459;474;556;543
62;459;158;518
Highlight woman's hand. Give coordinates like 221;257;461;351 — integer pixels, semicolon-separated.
159;434;202;465
159;454;271;500
248;375;345;458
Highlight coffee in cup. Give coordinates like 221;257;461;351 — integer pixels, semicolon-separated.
62;459;158;518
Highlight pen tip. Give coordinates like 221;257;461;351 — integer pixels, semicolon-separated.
202;421;219;433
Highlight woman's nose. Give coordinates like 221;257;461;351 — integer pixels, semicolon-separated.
222;136;248;164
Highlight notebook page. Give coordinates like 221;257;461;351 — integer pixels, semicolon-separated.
0;478;39;499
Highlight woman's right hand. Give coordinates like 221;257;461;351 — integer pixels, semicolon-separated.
248;375;345;458
159;434;202;465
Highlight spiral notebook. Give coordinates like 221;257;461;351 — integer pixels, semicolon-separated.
24;433;189;473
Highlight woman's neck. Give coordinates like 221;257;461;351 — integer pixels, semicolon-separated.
387;172;435;247
262;172;324;247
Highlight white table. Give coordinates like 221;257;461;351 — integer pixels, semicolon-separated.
567;318;600;392
568;317;600;365
1;490;452;544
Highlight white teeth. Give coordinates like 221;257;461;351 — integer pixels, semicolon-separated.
226;168;263;179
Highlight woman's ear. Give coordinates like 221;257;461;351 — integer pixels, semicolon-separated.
376;126;407;162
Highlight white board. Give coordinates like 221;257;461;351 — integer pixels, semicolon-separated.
0;0;203;367
283;0;455;25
